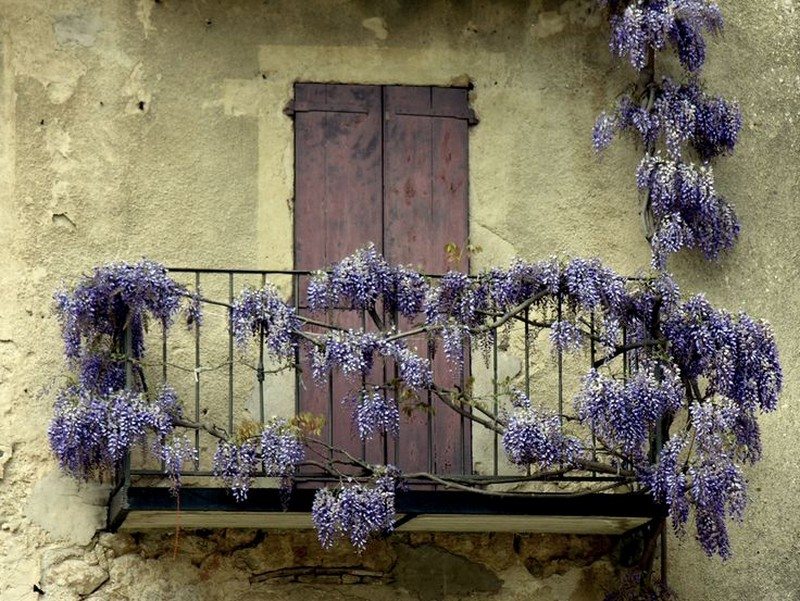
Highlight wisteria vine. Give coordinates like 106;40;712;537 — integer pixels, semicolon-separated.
49;250;780;562
594;1;743;270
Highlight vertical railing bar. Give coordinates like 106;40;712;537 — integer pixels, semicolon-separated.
524;308;531;477
492;329;499;477
589;312;597;479
160;325;168;472
383;290;395;467
228;273;234;438
327;372;334;461
524;308;531;398
162;327;168;383
622;327;628;382
194;271;201;471
121;321;133;489
394;354;400;469
293;273;301;416
361;308;367;463
258;273;266;427
459;340;467;476
427;337;434;476
557;296;564;429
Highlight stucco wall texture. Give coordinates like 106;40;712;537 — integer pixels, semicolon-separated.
0;0;798;599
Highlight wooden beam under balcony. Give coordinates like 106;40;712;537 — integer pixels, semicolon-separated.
108;486;662;535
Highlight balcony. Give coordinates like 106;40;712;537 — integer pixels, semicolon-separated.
107;267;664;536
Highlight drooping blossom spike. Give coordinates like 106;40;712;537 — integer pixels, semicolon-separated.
53;259;196;360
260;418;305;478
605;1;724;72
230;284;299;358
212;440;259;502
158;435;198;495
502;391;583;469
311;469;398;551
48;387;156;480
351;389;400;441
549;320;585;353
637;154;739;269
595;79;742;162
574;362;683;460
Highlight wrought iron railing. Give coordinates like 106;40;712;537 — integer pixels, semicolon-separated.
109;267;663;532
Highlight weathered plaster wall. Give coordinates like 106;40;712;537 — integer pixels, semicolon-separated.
0;0;797;599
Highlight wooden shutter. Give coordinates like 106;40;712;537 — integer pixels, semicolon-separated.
293;83;472;476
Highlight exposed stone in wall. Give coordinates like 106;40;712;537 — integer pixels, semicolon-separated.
33;529;617;600
362;17;389;41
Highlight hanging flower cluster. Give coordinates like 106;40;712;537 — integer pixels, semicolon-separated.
311;468;398;551
50;260;202;491
595;1;743;270
211;419;306;502
595;79;742;161
307;243;428;317
54;259;197;360
49;251;781;558
48;384;186;481
350;388;400;441
230;284;300;357
574;363;684;460
602;0;723;72
502;391;584;468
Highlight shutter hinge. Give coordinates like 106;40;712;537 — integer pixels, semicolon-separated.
467;109;479;126
283;99;295;118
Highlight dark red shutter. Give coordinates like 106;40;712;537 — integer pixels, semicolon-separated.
293;83;472;476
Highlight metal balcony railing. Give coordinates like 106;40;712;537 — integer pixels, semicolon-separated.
108;267;663;534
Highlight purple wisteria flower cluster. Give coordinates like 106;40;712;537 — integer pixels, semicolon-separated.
48;384;184;481
637;154;739;269
311;468;398;551
641;294;781;556
575;363;683;460
231;284;300;357
595;1;743;270
54;259;199;361
502;391;583;469
212;439;259;502
662;295;781;415
50;261;202;491
311;330;433;389
307;243;428;317
351;389;400;441
261;418;306;478
602;0;723;72
212;419;306;502
594;79;742;161
158;435;198;494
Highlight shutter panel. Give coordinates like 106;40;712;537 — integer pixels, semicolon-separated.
383;86;471;475
294;84;384;470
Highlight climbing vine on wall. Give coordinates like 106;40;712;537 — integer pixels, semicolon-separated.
594;0;743;270
50;252;780;561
